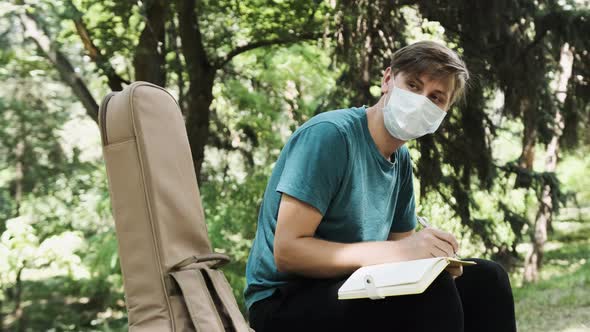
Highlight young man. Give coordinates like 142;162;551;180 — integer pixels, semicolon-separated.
244;41;517;331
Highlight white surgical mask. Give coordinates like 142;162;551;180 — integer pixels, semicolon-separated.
383;86;446;141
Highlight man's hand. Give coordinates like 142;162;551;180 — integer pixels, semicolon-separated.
446;265;463;279
398;227;459;259
396;227;463;278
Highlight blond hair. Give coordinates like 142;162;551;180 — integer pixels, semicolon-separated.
391;41;470;105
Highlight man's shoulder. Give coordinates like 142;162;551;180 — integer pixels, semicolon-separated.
297;107;364;137
398;145;411;158
395;145;413;171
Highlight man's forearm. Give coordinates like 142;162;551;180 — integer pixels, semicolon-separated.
388;228;416;241
274;236;410;278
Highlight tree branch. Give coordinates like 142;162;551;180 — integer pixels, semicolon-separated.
68;2;130;91
19;12;98;123
215;32;322;69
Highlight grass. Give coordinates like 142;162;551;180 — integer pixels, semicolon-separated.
512;217;590;332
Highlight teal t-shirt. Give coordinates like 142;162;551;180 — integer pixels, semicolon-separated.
244;106;417;310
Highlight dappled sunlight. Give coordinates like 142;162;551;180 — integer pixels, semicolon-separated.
1;0;589;330
560;323;590;332
1;217;89;283
514;219;590;332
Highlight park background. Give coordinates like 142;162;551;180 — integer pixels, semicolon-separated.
1;0;589;331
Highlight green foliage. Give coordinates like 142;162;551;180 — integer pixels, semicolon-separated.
198;0;329;61
330;0;590;261
203;43;340;312
1;0;589;329
200;170;267;311
557;148;590;206
0;16;125;327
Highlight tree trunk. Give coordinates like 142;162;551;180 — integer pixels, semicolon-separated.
13;140;24;216
168;18;187;116
0;298;3;331
185;72;215;182
524;187;550;282
176;0;216;182
523;44;572;283
518;97;536;171
9;266;25;332
134;0;168;86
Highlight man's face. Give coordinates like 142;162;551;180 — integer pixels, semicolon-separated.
382;68;454;112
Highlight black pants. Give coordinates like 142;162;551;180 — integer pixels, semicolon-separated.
249;258;516;332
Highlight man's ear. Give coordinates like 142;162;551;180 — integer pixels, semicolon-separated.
381;67;393;95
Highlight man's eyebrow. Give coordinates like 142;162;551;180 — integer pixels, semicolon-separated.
434;89;448;98
410;75;450;99
409;76;423;85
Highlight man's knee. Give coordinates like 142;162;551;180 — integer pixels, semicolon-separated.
468;259;513;291
417;271;463;320
428;269;461;293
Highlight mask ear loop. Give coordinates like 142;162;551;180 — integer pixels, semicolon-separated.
382;69;400;110
383;78;396;109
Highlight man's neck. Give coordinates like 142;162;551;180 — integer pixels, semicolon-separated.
365;96;406;159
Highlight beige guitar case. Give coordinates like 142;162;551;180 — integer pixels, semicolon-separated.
99;81;251;331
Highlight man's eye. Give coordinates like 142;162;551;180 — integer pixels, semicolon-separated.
431;96;444;106
409;82;417;89
433;95;445;103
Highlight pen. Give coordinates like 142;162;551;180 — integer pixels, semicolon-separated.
416;215;431;229
417;215;462;259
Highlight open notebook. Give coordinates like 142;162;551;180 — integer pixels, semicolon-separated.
338;257;477;300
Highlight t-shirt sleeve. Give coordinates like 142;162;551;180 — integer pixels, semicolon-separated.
276;122;348;215
390;146;417;233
